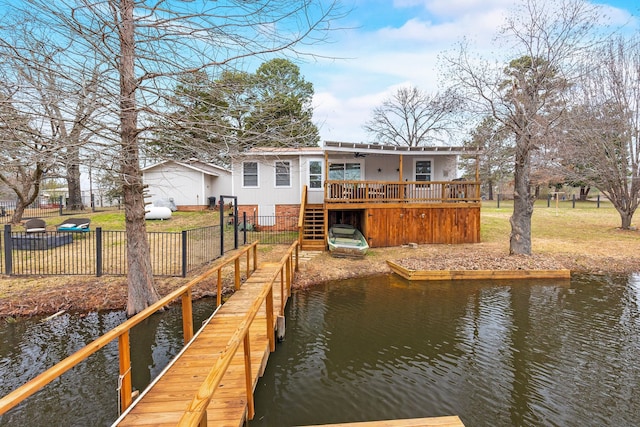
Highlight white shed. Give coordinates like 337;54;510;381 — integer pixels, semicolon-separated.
142;160;231;210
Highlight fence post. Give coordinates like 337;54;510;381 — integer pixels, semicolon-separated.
233;203;239;250
95;227;103;277
597;194;600;208
181;230;188;278
547;193;551;207
3;225;12;275
242;212;247;245
59;196;63;216
219;199;225;256
572;194;576;208
497;193;500;208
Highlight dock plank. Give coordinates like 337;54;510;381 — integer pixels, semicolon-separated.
115;261;284;427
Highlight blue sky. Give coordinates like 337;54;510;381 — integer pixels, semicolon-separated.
301;0;640;143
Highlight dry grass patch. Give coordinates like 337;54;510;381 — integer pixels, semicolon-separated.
2;202;640;318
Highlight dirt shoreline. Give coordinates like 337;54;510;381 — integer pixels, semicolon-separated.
1;243;639;319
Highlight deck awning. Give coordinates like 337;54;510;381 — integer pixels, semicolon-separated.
323;140;480;156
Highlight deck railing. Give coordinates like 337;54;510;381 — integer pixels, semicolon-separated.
325;180;481;204
0;241;264;418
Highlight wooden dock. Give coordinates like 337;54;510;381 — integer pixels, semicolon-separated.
113;260;290;426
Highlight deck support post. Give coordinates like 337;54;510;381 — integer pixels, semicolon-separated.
182;289;194;344
252;244;258;272
280;267;285;316
276;315;286;342
118;331;133;413
286;258;292;299
243;333;254;420
246;250;250;279
234;258;241;290
216;269;222;307
267;287;275;352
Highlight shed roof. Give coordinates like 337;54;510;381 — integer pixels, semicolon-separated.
142;159;230;176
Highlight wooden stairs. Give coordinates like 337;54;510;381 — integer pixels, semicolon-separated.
301;204;325;251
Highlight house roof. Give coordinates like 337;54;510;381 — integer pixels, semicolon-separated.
243;146;323;156
142;159;231;176
324;141;479;156
237;142;480;159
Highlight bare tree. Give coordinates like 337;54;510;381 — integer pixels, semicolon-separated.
363;86;460;146
0;22;106;219
562;37;640;229
460;117;514;200
0;91;51;223
445;0;601;255
3;0;344;315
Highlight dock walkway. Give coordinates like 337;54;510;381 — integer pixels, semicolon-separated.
114;261;289;426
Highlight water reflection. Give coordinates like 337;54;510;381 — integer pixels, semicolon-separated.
252;273;640;427
2;274;640;427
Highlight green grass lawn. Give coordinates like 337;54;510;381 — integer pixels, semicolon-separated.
36;209;224;232
481;199;637;254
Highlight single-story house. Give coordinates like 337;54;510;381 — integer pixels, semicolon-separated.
142;159;231;211
231;141;481;250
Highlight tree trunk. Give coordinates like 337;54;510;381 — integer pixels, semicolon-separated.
66;156;84;211
620;212;632;229
11;203;26;225
119;0;159;316
487;179;494;201
7;166;43;224
579;186;590;201
509;143;533;255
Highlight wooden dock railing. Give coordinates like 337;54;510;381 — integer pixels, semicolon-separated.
0;241;260;417
176;241;299;426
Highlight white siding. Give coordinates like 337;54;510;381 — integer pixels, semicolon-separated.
144;165;202;206
232;156;302;205
143;162;232;207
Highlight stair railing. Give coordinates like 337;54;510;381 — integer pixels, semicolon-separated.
298;185;308;246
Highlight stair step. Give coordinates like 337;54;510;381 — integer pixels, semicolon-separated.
302;205;325;247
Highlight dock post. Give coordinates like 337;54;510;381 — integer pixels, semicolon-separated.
118;331;133;413
276;316;286;342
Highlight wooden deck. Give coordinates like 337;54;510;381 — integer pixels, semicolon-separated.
113;261;290;426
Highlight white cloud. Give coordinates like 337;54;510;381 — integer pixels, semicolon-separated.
306;0;639;143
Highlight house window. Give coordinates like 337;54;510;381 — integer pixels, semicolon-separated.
243;162;258;187
415;160;431;181
329;162;361;180
275;161;291;187
309;160;322;189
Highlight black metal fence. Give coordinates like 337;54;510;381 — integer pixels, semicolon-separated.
236;214;299;245
0;196;65;225
0;215;299;277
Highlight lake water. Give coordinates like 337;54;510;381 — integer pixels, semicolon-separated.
2;273;640;426
251;273;640;427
